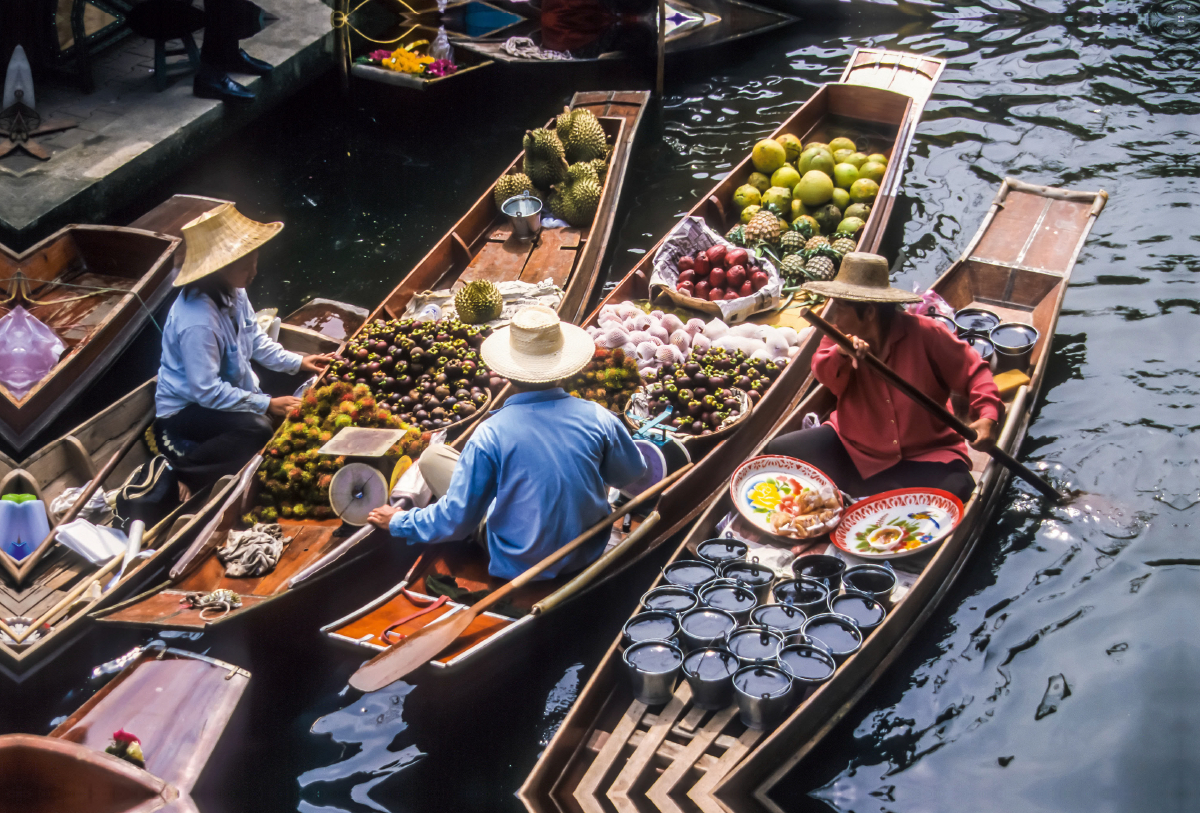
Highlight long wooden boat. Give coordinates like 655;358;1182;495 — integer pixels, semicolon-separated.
313;49;944;675
91;91;652;632
517;177;1108;813
0;222;179;451
348;24;497;92
0;195;362;676
1;644;249;811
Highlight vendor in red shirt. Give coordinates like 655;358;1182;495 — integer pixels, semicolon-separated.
765;253;1002;503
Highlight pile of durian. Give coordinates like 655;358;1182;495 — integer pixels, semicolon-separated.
493;107;611;228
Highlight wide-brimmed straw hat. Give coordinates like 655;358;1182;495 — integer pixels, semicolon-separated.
174;203;283;287
803;252;921;304
480;305;594;384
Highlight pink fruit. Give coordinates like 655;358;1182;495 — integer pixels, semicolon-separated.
677;281;694;296
693;256;710;277
705;245;727;266
739;280;754;296
724;290;739;300
709;268;726;289
751;271;769;292
708;287;726;302
678;269;695;284
678;256;694;271
695;280;711;299
726;265;746;289
725;248;749;268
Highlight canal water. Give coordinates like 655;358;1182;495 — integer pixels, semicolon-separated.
12;1;1199;811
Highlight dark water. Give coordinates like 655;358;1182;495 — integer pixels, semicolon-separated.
10;1;1199;811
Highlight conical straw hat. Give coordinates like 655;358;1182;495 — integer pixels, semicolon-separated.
803;252;921;304
174;203;283;287
480;305;595;384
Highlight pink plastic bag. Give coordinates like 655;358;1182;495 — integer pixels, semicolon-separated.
0;306;65;399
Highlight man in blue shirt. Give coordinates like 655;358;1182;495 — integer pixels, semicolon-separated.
367;305;646;580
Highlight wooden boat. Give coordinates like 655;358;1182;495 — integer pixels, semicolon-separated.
346;24;496;91
315;49;944;674
91;91;651;632
516;177;1108;813
0;222;179;451
1;643;249;811
0;194;362;676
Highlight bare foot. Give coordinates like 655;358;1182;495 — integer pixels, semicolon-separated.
178;481;192;502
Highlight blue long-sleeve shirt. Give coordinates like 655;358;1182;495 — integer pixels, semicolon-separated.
389;389;647;579
156;287;303;418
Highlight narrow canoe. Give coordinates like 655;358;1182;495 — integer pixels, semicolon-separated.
318;49;944;674
0;223;179;451
0;644;249;812
348;25;496;91
91;91;652;632
516;177;1108;813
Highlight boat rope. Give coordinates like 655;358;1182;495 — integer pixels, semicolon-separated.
0;274;163;334
180;588;242;621
216;523;289;578
379;589;449;644
502;37;573;61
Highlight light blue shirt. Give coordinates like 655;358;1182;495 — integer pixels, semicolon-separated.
389;389;647;580
155;287;303;418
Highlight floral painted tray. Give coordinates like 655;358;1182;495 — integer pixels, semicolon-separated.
729;455;842;540
832;488;964;559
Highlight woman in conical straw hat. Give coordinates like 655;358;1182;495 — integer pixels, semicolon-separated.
765;253;1002;502
367;305;647;581
154;204;332;499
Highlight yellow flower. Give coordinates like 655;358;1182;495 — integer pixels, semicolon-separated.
749;481;781;511
382;47;435;74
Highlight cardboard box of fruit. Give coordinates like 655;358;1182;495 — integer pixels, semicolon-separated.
649;216;781;322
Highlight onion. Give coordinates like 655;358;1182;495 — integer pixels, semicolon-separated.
764;333;789;359
750;348;773;362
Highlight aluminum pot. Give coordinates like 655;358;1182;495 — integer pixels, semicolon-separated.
696;538;748;567
772;576;830;617
621;610;680;651
749;603;807;637
777;643;837;702
726;625;785;666
829;589;887;635
990;322;1039;373
698;579;759;624
719;558;775;603
733;664;793;730
662;559;718;590
678;607;738;651
640;585;698;617
682;647;739;710
791;554;846;590
953;306;1000;337
843;563;898;609
802;613;863;664
623;640;684;706
501;191;543;242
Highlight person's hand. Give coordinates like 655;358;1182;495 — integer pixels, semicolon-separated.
967;416;997;451
268;395;300;418
835;335;871;369
300;353;334;374
368;505;401;531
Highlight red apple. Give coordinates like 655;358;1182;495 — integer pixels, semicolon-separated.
678;256;694;271
709;268;726;289
695;279;711;299
725;248;749;268
708;287;726;302
726;265;746;289
679;268;695;284
751;270;769;292
724;290;739;300
705;245;727;267
693;256;710;277
739;280;754;297
677;281;694;296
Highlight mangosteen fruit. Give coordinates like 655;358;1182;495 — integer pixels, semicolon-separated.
489;376;505;389
443;396;458;408
434;373;448;385
409;364;425;377
373;340;388;354
420;419;433;429
472;392;488;407
400;395;415;408
747;390;761;403
692;421;705;433
735;375;752;389
431;407;447;421
455;389;471;401
723;397;738;411
434;385;451;400
397;375;414;390
694;388;708;400
355;348;369;361
684;362;701;377
415;409;429;421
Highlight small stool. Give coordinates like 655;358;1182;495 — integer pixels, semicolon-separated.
126;0;204;91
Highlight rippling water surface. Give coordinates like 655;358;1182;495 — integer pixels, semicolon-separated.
13;2;1200;811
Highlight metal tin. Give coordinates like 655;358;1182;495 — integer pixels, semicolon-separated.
727;625;785;665
791;554;846;590
621;611;681;651
640;586;698;617
682;647;739;710
802;613;863;664
928;313;957;333
749;603;807;636
953;306;1000;337
698;580;759;624
829;589;887;635
733;664;793;730
623;640;684;705
718;559;775;602
966;334;995;367
662;559;718;590
696;538;748;566
501;191;543;242
678;607;738;651
843;563;898;609
989;322;1039;373
771;576;830;617
777;643;837;701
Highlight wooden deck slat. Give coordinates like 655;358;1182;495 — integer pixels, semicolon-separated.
608;685;693;813
646;707;739;813
575;700;649;813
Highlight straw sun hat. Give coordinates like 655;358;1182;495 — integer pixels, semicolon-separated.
480;305;594;384
174;203;283;287
803;252;921;304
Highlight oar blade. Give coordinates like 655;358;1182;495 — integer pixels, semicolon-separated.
348;607;476;692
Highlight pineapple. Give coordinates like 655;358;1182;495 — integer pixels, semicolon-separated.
780;254;807;284
831;234;858;255
790;218;817;239
744;210;782;248
726;225;746;247
804;245;841;281
779;230;805;255
804;234;830;252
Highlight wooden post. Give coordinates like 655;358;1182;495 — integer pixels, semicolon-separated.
656;0;665;97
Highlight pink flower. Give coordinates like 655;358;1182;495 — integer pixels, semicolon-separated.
425;59;458;77
367;49;392;62
112;729;141;744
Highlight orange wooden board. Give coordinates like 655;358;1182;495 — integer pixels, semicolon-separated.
174;522;342;598
520;228;583;288
457;233;533;287
98;591;271;628
1021;199;1093;273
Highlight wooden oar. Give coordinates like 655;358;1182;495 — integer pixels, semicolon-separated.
349;462;695;692
16;412;156;582
800;307;1067;504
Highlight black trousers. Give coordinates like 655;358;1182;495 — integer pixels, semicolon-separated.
155;404;274;491
764;425;976;503
200;0;252;63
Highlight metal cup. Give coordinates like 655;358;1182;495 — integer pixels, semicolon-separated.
698;580;759;625
990;322;1039;373
791;554;846;590
623;640;684;706
663;559;718;590
682;647;739;710
802;613;863;664
640;585;698;617
678;607;738;652
696;538;748;567
953;306;1000;337
621;610;681;651
829;589;887;635
749;603;807;637
501;191;542;242
726;625;785;666
777;643;836;702
772;576;830;617
719;559;775;603
733;664;793;730
843;563;898;609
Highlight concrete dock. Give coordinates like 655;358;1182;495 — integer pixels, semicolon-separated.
0;0;333;245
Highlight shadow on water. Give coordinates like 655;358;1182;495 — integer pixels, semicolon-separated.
7;0;1200;811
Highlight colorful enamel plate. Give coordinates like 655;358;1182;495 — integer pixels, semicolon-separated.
729;455;842;540
832;488;964;559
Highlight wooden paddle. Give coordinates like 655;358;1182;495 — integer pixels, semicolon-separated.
800;307;1067;504
349;462;694;692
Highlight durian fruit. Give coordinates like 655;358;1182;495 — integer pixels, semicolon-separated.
494;172;537;210
455;280;504;324
586;157;608;181
557;107;609;164
549;162;603;227
523;129;568;190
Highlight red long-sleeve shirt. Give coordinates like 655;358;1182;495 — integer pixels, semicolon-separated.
814;312;1003;479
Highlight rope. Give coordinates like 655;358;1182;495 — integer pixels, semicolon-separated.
180;588;242;621
0;273;163;334
502;37;573;61
216;523;289;577
379;589;449;644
